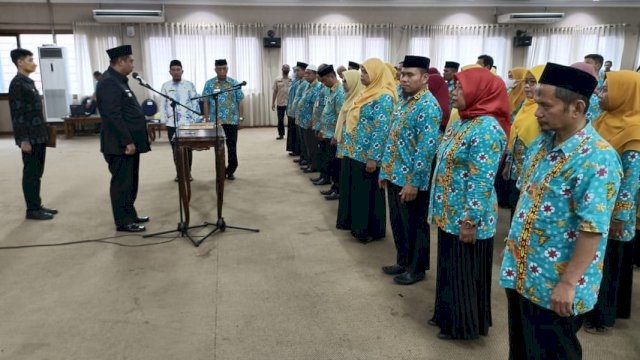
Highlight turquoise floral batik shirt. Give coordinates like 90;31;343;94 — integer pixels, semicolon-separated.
286;78;301;117
343;94;394;165
427;115;506;239
311;86;329;131
612;151;640;241
500;124;622;314
319;83;346;139
380;89;441;191
202;77;244;125
293;80;309;125
297;81;322;129
586;94;602;124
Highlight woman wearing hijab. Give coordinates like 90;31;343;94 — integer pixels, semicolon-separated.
428;67;440;76
427;72;450;133
586;70;640;333
445;64;484;130
342;58;397;242
507;67;526;121
428;67;509;340
502;65;545;217
335;69;365;230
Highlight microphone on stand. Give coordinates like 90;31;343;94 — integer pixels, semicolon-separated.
132;72;149;87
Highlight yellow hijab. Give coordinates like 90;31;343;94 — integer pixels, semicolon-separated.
508;65;546;150
335;70;365;143
593;70;640;156
346;58;398;133
508;67;526;113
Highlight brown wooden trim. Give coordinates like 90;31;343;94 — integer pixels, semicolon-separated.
0;94;8;101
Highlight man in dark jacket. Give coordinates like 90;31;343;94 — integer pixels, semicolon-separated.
9;48;58;220
96;45;150;232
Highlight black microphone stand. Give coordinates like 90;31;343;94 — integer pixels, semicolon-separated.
140;79;209;245
190;82;259;245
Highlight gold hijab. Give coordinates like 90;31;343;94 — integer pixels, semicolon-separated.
508;65;546;150
346;58;398;133
386;62;400;85
335;70;365;143
593;70;640;156
508;67;526;113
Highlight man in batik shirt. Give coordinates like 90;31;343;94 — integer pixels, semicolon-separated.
500;62;622;359
443;61;459;111
202;59;244;180
380;55;441;285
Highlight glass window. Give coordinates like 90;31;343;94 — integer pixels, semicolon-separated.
0;35;18;93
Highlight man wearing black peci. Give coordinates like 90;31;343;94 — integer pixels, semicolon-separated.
96;45;151;233
9;48;58;220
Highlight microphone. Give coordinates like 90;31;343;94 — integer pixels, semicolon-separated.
132;72;148;87
238;81;247;87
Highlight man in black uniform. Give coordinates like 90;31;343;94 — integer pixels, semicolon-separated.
9;48;58;220
96;45;150;232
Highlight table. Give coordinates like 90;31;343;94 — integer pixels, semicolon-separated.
174;126;226;226
62;116;101;139
147;122;166;142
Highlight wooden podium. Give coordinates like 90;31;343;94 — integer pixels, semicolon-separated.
174;124;226;226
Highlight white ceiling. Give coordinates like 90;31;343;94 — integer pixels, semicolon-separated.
0;0;639;7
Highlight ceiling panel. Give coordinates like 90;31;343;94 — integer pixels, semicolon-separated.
1;0;639;7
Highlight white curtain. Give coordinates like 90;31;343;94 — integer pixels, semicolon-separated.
277;24;392;68
526;24;626;69
73;22;122;97
139;23;268;126
405;24;513;78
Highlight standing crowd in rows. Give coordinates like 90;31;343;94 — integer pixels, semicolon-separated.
270;53;640;359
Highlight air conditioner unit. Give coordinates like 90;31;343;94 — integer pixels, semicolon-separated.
92;9;165;23
38;45;71;122
497;13;565;24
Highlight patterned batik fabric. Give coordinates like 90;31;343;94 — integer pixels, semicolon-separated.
500;124;623;314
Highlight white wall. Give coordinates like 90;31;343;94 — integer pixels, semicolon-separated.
1;3;639;132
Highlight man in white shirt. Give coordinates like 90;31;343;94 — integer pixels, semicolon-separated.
160;59;201;181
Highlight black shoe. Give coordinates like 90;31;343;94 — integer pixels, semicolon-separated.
288;152;297;156
26;210;54;220
437;332;454;340
189;176;193;182
310;176;323;182
393;272;425;285
382;264;406;275
134;216;150;223
299;160;308;166
40;206;58;215
320;189;334;195
276;136;284;140
428;319;438;327
313;178;331;185
303;168;316;174
226;173;236;180
116;223;146;232
325;192;340;201
174;176;179;182
293;158;301;163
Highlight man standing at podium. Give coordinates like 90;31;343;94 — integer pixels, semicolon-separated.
202;59;245;181
160;59;200;182
96;45;150;233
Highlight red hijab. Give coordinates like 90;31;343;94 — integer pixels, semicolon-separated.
454;68;511;139
427;73;451;129
428;67;440;76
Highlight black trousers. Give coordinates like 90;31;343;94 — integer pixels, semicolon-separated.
387;183;430;273
586;239;628;326
276;106;287;137
167;126;193;176
328;143;340;190
318;139;331;178
104;153;140;227
286;116;299;154
506;288;583;360
634;230;640;267
21;143;46;211
304;128;319;171
222;124;238;175
297;125;307;162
